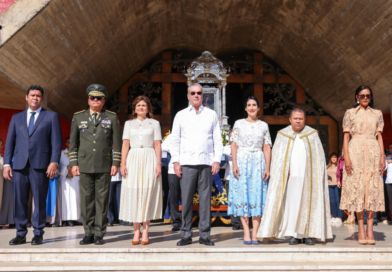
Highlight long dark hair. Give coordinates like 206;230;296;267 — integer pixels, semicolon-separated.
353;85;375;108
327;152;338;169
246;96;260;108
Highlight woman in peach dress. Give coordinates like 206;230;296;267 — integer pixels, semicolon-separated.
340;85;385;245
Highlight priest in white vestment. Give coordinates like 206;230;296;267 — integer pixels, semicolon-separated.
256;108;332;245
59;137;81;226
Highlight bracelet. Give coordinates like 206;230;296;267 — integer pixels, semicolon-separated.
157;162;162;164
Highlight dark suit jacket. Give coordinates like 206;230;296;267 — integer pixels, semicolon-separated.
4;108;62;170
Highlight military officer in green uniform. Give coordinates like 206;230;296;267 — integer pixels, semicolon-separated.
70;84;122;245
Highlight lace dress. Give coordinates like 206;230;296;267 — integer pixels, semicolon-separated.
119;118;163;222
340;106;385;212
228;119;272;217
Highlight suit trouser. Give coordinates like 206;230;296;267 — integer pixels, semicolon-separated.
107;181;121;224
168;174;181;228
79;172;111;237
385;184;392;220
13;161;49;237
161;165;170;218
226;179;242;227
180;165;212;239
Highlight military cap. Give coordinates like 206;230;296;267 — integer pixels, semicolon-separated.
86;84;108;97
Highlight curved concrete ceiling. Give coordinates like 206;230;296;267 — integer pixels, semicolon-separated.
0;0;391;122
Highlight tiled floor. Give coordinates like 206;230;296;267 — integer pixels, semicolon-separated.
0;220;390;249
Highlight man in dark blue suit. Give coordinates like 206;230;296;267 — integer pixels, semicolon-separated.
3;85;62;245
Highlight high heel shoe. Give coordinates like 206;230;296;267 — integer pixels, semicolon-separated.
132;240;140;245
344;219;355;224
367;235;376;245
358;235;367;245
141;234;149;245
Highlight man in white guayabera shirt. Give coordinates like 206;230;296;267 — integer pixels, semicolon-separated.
171;83;223;246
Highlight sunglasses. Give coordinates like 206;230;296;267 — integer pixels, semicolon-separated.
89;96;104;101
357;94;372;100
190;91;202;96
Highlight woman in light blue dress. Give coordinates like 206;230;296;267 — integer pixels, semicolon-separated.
229;96;271;245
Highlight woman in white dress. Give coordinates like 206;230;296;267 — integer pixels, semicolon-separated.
120;96;162;245
59;137;81;226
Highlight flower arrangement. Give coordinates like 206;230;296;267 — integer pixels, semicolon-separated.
222;129;230;146
163;130;171;141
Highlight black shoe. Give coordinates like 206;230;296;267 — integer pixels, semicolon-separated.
388;221;392;226
9;235;26;245
94;236;105;245
63;221;69;227
232;225;242;230
199;238;215;246
373;222;378;226
108;222;114;227
119;221;132;226
68;221;74;227
172;226;180;231
31;235;43;245
303;238;315;245
52;223;61;227
79;235;94;245
177;238;192;246
289;237;302;245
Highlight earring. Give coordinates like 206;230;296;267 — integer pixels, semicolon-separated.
357;100;359;104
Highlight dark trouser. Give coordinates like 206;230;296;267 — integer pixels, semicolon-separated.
13;161;49;237
385;184;392;220
180;165;212;239
364;210;378;223
161;165;170;218
226;179;242;227
79;172;111;237
328;185;343;218
107;181;121;224
168;174;181;228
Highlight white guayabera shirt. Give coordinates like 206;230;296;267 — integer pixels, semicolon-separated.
171;105;223;166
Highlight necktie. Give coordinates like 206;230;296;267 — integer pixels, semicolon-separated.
29;112;36;136
93;112;97;125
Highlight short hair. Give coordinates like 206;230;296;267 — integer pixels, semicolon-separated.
389;143;392;147
131;95;154;119
27;85;44;96
289;108;306;118
65;137;70;141
188;83;203;93
0;139;3;144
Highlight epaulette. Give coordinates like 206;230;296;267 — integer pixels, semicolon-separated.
74;110;86;115
105;110;117;115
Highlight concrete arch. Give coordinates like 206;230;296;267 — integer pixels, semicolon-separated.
0;0;391;121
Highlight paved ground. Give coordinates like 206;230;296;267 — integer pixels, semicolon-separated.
0;220;390;249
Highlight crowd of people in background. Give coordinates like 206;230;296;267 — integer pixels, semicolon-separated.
0;83;390;247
